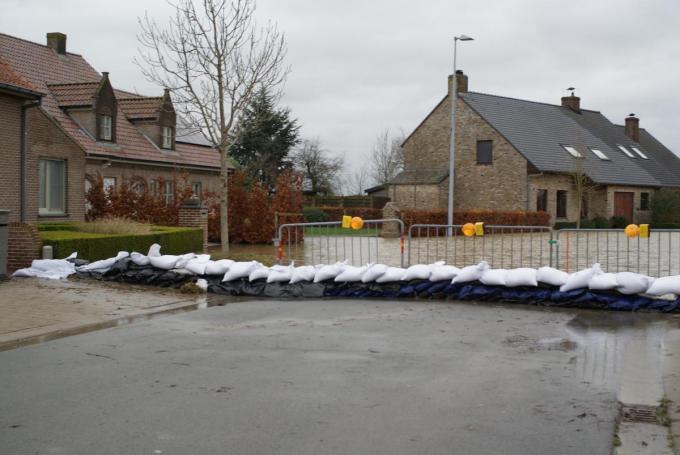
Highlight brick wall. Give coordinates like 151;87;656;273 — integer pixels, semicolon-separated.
0;94;23;223
390;184;443;210
7;223;42;272
604;185;654;224
178;203;208;250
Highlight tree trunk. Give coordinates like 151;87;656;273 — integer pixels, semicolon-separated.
220;145;230;254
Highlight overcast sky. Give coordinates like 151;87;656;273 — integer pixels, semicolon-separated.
3;0;679;192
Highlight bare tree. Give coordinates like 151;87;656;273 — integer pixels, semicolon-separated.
136;0;288;253
345;166;370;196
291;138;344;196
370;128;405;185
571;157;596;229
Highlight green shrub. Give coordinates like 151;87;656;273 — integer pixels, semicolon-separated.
303;207;329;223
652;189;680;224
578;219;596;229
39;226;203;261
610;216;629;229
553;222;577;230
37;222;79;232
592;216;610;229
651;223;680;229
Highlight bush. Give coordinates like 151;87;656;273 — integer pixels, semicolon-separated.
554;222;577;230
579;219;597;229
652;188;680;224
303;207;329;223
39;226;203;261
37;222;79;232
314;206;383;222
400;209;551;230
610;216;629;229
651;223;680;229
592;216;610;229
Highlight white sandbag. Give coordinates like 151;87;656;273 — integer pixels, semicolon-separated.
376;267;407;283
616;272;655;295
184;255;211;275
195;279;208;292
334;265;368;282
646;276;680;296
452;261;489;284
249;265;270;282
314;261;347;283
267;264;294;283
536;266;569;286
290;265;317;284
174;253;196;269
78;251;129;272
589;272;618;291
480;268;507;286
429;265;460;282
147;243;161;257
402;264;431;281
149;255;180;270
222;261;259;281
130;252;150;266
204;259;234;276
362;263;389;283
560;264;600;292
13;257;76;279
505;268;538;287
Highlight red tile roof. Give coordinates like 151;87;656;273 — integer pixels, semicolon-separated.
0;56;41;94
0;32;221;170
118;96;163;120
47;81;99;106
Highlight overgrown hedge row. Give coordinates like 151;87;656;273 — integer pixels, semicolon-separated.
39;226;203;261
399;209;551;230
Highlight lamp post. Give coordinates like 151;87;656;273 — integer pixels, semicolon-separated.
447;34;474;235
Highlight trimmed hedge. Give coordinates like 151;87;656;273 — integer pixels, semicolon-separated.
302;207;330;223
314;206;383;222
400;209;551;230
39;226;203;261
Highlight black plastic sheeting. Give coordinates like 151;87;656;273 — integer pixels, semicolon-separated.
76;258;680;313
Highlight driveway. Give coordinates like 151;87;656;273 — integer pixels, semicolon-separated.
0;298;677;455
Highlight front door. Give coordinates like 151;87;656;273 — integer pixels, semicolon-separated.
614;192;634;223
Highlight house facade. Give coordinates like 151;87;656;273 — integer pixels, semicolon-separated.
391;71;680;224
0;32;227;226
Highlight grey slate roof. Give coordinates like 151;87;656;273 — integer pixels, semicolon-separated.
391;168;449;185
458;91;680;188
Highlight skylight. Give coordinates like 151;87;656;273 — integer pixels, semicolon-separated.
562;145;582;158
589;147;609;160
631;146;649;159
617;145;636;158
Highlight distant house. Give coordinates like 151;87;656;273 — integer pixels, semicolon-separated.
391;71;680;224
0;31;231;225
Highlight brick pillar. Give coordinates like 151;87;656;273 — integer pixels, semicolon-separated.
381;202;401;238
178;197;208;252
7;223;42;272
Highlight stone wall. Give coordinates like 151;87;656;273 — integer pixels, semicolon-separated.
604;185;654;224
390;184;443;210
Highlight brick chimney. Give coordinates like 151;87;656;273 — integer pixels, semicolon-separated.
625;113;640;142
561;95;580;112
46;32;67;55
448;70;469;97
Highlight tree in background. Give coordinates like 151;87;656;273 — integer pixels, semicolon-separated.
571;157;595;228
230;88;299;190
291;138;344;196
136;0;288;254
345;166;370;196
370;128;405;185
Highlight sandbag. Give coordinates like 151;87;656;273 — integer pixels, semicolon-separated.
267;264;294;283
376;267;407;283
290;265;317;284
646;276;680;296
78;251;130;273
205;259;234;276
222;261;260;282
130;252;150;266
589;272;618;291
560;264;600;292
480;269;507;286
536;266;569;286
402;264;431;281
335;265;368;282
453;261;489;284
429;264;460;282
175;253;197;269
616;272;654;295
184;255;211;275
314;261;348;283
505;268;538;287
148;243;161;257
362;263;389;283
249;265;270;282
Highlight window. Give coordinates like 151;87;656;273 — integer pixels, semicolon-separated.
191;181;202;199
162;126;173;149
103;177;116;193
132;179;146;194
617;145;636;158
164;180;174;204
39;159;66;215
149;179;158;197
562;145;582;158
556;190;567;218
99;115;113;141
631;146;649;159
536;189;548;212
589;147;609;160
476;140;493;164
640;192;650;210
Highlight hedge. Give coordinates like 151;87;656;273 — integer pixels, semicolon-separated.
39;226;203;261
399;209;551;230
311;206;383;222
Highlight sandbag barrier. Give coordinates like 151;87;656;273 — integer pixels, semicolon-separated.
74;257;680;313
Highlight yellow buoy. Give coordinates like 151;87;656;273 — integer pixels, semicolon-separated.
342;215;352;229
350;216;364;230
462;222;476;237
625;224;639;238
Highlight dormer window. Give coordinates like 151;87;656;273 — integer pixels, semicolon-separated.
162;126;174;149
562;145;582;158
99;114;113;141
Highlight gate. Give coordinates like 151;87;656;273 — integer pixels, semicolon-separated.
275;219;405;267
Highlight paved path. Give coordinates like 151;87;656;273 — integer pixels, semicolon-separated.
2;298;677;454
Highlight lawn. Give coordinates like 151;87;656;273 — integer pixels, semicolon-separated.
304;226;379;237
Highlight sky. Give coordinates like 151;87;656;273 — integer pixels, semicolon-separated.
2;0;680;193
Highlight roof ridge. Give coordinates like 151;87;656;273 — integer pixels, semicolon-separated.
464;90;602;114
118;96;163;101
47;81;100;87
0;32;84;57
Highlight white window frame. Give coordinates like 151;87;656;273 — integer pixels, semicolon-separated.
589;147;609;160
39;158;66;216
100;114;113;141
562;145;582;158
617;145;636;158
162;126;173;149
631;146;649;159
103;177;117;193
164;180;174;204
191;181;202;199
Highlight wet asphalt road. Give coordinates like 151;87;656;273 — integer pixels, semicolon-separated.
0;298;675;455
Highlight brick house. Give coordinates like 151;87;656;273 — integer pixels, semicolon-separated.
391;71;680;224
0;31;228;228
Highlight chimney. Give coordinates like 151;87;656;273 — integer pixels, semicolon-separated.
561;88;580;112
625;113;640;142
447;70;469;97
46;32;67;55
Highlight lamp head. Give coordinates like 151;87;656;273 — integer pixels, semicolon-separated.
456;34;474;41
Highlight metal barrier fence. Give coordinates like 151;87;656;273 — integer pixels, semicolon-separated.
407;224;554;269
554;229;680;277
275;219;405;267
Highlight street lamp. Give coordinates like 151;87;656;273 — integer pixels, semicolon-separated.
447;34;474;235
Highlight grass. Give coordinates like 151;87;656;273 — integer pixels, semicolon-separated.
304;226;379;237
